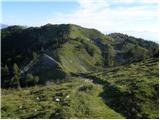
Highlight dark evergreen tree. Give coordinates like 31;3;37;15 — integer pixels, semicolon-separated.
106;44;114;67
33;51;38;61
2;65;9;77
12;63;21;88
1;65;10;88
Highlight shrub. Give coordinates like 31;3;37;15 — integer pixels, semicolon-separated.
79;84;94;92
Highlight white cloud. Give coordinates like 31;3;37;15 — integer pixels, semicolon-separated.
112;0;159;4
47;0;158;41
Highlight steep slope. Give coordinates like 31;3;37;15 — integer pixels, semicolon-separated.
53;38;103;73
22;54;66;83
2;24;105;72
109;33;158;65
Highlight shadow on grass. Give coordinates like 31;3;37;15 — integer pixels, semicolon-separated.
99;84;143;119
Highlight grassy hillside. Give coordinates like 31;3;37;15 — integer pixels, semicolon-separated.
1;24;159;119
1;78;124;119
1;58;158;119
82;58;159;118
54;39;103;73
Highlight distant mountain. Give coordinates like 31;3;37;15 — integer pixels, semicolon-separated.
0;24;8;29
108;33;158;65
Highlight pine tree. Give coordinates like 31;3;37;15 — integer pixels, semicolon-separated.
13;63;20;75
106;44;114;67
12;63;21;88
1;64;10;87
2;64;9;77
33;51;38;61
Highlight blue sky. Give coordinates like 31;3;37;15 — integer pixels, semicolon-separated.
1;0;159;42
2;1;79;26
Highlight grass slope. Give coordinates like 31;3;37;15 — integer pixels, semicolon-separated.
1;58;158;119
1;78;124;119
84;58;159;118
54;40;103;73
1;24;159;119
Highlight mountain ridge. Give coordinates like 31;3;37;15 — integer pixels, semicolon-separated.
2;24;158;75
1;23;159;119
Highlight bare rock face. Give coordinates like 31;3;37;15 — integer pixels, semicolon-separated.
27;54;66;83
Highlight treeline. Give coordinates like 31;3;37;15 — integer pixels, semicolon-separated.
1;52;39;88
2;63;39;88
